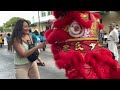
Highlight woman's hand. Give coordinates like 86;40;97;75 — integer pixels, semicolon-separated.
37;42;46;49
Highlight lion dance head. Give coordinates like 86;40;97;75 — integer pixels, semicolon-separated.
44;11;120;79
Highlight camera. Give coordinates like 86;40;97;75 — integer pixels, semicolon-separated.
40;39;46;42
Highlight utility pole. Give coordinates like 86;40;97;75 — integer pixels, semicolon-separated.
38;11;40;32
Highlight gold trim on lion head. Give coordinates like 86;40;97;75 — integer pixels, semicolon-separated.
96;19;100;23
80;13;89;21
90;17;98;38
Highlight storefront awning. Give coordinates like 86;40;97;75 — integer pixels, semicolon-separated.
99;11;109;15
30;21;48;27
30;19;55;27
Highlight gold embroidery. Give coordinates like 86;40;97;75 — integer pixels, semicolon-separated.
63;45;70;51
80;13;89;21
96;19;100;23
65;38;98;42
90;20;98;37
89;43;96;50
75;42;84;51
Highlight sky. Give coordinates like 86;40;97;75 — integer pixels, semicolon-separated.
0;11;38;26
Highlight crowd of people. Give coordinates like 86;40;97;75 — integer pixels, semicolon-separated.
0;33;5;48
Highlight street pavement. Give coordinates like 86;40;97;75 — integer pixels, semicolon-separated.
0;47;15;79
39;44;67;79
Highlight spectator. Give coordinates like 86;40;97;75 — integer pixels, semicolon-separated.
32;30;46;66
6;33;11;51
11;19;46;79
107;23;119;60
116;25;120;44
0;34;2;48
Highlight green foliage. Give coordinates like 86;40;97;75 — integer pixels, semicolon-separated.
3;17;31;32
0;26;4;32
100;11;109;15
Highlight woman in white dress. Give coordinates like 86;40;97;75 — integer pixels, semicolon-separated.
107;23;119;60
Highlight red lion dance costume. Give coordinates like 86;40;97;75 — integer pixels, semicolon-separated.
44;11;120;79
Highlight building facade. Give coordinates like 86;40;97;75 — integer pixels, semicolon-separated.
101;11;120;34
30;11;55;35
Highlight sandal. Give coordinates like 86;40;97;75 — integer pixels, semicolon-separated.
37;61;45;66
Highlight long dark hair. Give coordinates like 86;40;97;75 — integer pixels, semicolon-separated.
33;30;39;35
11;19;30;45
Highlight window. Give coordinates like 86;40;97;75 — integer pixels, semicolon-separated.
41;11;46;17
48;11;52;16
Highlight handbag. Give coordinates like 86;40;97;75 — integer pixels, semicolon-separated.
27;42;39;62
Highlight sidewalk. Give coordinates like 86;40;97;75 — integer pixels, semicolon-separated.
0;47;15;79
44;44;52;53
39;44;61;71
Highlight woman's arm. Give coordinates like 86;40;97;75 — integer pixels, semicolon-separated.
13;39;45;57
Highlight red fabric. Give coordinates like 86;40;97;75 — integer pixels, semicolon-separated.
98;23;104;30
73;11;93;29
53;11;65;19
110;65;120;79
44;29;53;39
53;12;73;29
93;13;101;19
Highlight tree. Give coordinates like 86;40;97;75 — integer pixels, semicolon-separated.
3;17;31;32
0;26;4;32
99;11;109;15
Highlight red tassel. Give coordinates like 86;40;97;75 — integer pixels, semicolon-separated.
53;11;65;19
98;23;104;30
73;12;93;29
44;29;53;39
55;59;65;69
93;13;101;19
110;65;120;79
53;13;73;28
66;69;79;79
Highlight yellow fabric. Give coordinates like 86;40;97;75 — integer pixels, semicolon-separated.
0;37;2;43
65;38;98;42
